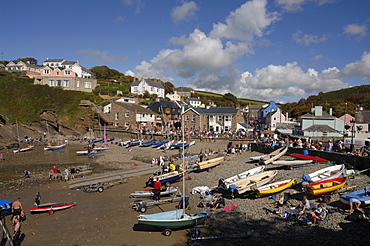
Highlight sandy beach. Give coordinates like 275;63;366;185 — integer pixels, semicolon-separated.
1;139;370;246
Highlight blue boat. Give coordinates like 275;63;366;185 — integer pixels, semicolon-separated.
152;140;169;146
0;200;12;210
93;138;104;143
126;139;142;148
340;188;370;205
148;171;184;186
140;139;156;147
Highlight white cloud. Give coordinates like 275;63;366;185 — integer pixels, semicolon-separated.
276;0;334;12
171;1;199;23
341;51;370;77
210;0;280;41
78;49;129;63
292;30;328;46
122;0;143;14
343;23;367;37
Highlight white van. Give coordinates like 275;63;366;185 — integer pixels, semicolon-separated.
343;138;370;150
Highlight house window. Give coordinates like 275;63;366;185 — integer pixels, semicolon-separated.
125;121;129;127
215;126;220;132
218;116;222;122
63;80;69;87
49;80;55;86
84;82;92;88
56;72;60;76
44;69;50;74
209;115;215;122
77;81;80;87
125;112;130;117
225;116;230;122
185;115;189;122
114;122;119;127
151;87;154;92
225;126;230;131
192;115;196;122
64;70;71;75
56;80;62;86
133;87;138;92
115;112;119;120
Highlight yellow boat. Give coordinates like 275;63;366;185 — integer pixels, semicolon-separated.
196;156;225;171
256;178;296;197
307;177;346;196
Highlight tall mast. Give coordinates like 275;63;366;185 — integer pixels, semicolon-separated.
181;105;186;215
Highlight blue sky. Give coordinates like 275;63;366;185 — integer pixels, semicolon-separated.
2;0;370;103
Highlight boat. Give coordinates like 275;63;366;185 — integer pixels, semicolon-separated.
340;188;370;205
93;146;109;151
271;159;314;168
137;105;208;236
290;153;329;162
301;164;345;188
249;154;266;161
260;146;288;165
93;138;104;143
140;139;156;147
233;170;278;195
13;144;35;153
152;140;169;147
137;209;208;232
76;150;89;155
218;166;265;189
29;201;77;214
0;200;12;210
157;140;175;150
149;171;184;186
255;178;296;197
130;186;180;199
171;141;195;149
307;177;346;196
195;156;225;171
126;139;142;148
44;142;67;150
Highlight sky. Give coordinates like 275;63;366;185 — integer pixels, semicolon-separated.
2;0;370;103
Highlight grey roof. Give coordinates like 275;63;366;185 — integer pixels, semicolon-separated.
187;97;201;102
114;102;155;114
62;61;77;65
131;79;165;89
300;112;336;119
44;58;65;62
148;101;180;109
174;87;192;92
303;124;337;132
192;107;238;115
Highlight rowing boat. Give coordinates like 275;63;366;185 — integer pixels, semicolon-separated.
301;164;345;188
218;166;265;189
29;201;77;214
340;188;370;205
290;153;329;162
44;143;67;150
249;154;266;161
256;178;296;197
260;147;288;165
307;177;346;195
13;144;35;153
148;171;184;186
195;156;225;171
233;170;278;195
130;186;180;199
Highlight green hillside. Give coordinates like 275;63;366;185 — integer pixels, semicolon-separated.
0;71;102;127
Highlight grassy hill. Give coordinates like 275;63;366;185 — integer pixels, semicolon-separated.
0;71;102;128
194;90;267;106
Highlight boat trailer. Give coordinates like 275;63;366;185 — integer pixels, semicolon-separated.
131;189;183;213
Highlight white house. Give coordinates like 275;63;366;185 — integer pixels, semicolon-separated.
186;97;202;108
130;78;165;98
165;91;181;101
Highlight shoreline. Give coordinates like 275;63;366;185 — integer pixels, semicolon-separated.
1;139;370;245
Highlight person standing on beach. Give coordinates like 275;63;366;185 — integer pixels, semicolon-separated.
34;192;41;206
64;167;69;182
12;198;23;225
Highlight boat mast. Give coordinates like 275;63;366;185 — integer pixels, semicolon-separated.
181;105;186;215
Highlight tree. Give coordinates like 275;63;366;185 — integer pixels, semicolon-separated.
162;81;174;94
90;66;124;80
16;57;38;65
223;93;238;106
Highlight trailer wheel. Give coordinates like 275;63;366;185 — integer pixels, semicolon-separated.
323;195;331;203
139;205;147;213
49;210;55;215
98;187;104;193
163;229;172;236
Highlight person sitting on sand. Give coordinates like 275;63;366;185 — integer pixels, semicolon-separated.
277;193;285;216
296;196;310;212
349;198;362;215
211;195;225;210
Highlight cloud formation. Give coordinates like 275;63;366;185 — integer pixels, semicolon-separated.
292;30;328;46
171;1;199;23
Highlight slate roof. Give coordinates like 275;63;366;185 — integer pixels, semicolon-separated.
131;79;165;89
114;102;155;114
303;124;337;132
300;112;336;119
192;107;238;115
44;58;65;62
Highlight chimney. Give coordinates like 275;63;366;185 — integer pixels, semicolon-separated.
329;108;332;115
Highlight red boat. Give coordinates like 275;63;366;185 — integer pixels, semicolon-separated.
290;153;329;162
30;201;77;214
307;177;347;196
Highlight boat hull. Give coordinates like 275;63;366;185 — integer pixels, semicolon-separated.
340;188;370;205
302;164;345;186
130;187;179;198
234;170;278;195
30;202;77;213
219;166;265;189
290;153;329;162
307;177;346;196
197;156;225;170
261;147;288;165
13;144;35;153
256;178;296;197
137;210;207;229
